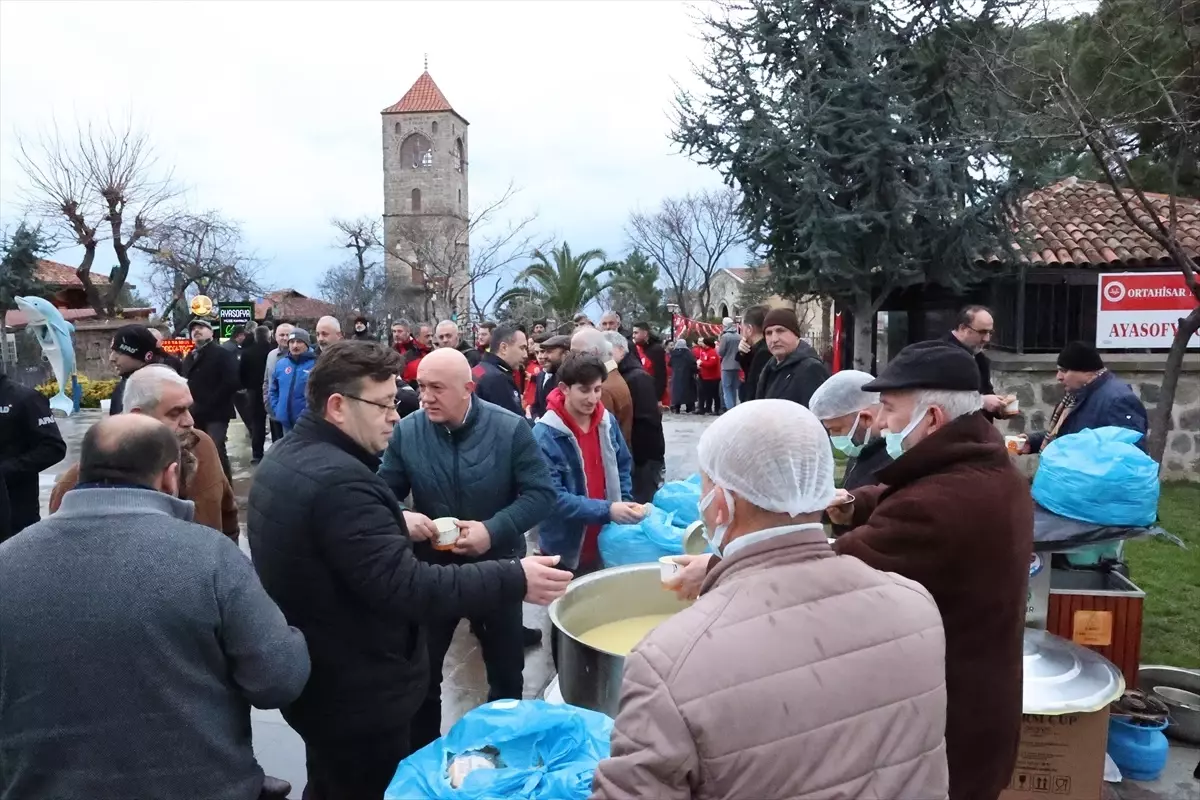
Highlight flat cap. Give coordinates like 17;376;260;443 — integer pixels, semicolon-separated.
541;334;571;350
862;340;981;392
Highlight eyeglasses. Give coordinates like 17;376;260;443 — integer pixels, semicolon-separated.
342;393;397;412
968;327;994;336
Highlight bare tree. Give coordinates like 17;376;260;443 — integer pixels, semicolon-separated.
141;211;266;328
390;182;546;323
973;0;1200;464
15;118;181;315
314;216;385;319
627;187;746;317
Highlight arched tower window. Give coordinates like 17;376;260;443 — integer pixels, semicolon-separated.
400;133;433;169
411;188;422;212
394;122;401;135
458;189;462;206
431;121;439;136
454;138;465;173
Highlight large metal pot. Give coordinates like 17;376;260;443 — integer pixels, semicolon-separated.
548;563;693;717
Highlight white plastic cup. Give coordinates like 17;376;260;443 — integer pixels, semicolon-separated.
432;517;460;551
1005;398;1020;415
659;556;683;585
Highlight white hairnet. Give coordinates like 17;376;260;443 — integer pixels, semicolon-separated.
697;399;836;516
807;370;880;421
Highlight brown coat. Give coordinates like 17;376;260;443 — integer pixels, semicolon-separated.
601;361;633;446
833;411;1032;800
49;429;239;542
591;527;949;800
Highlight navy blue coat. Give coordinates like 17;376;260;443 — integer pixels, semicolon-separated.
1028;371;1149;452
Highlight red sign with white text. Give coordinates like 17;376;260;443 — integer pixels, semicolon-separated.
1096;272;1199;349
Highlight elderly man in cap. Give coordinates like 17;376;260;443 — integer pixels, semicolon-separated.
756;308;830;407
108;324;179;415
182;318;241;480
1020;341;1149;454
827;340;1032;800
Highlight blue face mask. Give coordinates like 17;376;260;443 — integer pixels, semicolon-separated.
885;405;929;460
830;412;869;458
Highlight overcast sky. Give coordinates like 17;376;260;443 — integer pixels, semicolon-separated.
0;0;731;311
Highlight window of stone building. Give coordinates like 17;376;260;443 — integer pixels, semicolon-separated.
454;138;465;173
432;121;439;136
395;122;401;135
411;189;422;212
401;133;433;169
458;189;462;206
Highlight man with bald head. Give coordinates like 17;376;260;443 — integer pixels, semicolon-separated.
379;346;557;749
572;327;633;445
435;319;481;367
2;414;309;800
314;316;343;351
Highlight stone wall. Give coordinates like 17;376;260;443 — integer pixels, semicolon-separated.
72;318;169;381
990;351;1200;481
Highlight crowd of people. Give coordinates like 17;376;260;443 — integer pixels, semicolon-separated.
0;300;1157;800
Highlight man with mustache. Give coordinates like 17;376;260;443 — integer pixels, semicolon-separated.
50;365;239;541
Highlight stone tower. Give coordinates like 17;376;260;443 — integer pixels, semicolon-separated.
381;69;470;321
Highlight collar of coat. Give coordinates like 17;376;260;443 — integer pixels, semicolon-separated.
876;410;1008;490
56;485;196;524
482;351;512;375
769;341;820;370
293;411;382;471
700;526;833;594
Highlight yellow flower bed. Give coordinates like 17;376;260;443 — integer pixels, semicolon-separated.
36;375;120;409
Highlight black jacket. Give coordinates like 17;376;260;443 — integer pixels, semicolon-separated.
738;338;772;402
617;352;666;464
843;436;892;492
756;342;830;408
635;336;668;401
247;412;527;742
182;342;241;424
0;374;67;540
238;339;273;395
109;354;182;416
471;353;524;418
456;341;482;368
379;398;555;559
532;369;559;420
942;332;994;395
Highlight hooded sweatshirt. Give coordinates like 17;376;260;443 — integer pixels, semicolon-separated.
546;387;607;568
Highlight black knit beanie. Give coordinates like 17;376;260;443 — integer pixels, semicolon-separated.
1057;341;1104;372
762;308;801;337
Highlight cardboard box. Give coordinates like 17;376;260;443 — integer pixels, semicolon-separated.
999;707;1110;800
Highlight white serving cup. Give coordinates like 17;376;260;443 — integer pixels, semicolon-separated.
1005;398;1020;415
659;555;684;585
432;517;460;551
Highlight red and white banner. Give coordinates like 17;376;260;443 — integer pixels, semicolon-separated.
1096;272;1199;350
671;313;723;341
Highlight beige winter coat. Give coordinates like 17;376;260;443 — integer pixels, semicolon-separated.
590;526;949;800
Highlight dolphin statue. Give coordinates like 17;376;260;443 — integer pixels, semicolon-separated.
14;296;77;416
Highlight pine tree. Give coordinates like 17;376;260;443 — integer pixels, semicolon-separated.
674;0;1017;368
0;222;49;311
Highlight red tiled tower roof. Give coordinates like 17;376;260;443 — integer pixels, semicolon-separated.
382;71;461;117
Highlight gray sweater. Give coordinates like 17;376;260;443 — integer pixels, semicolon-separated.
0;487;310;800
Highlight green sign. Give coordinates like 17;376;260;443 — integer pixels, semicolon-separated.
217;302;255;339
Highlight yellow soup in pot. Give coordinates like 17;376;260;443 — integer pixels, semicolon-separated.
575;614;675;656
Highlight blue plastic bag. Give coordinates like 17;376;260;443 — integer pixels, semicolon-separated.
1032;427;1159;527
599;506;686;566
385;700;614;800
653;477;702;526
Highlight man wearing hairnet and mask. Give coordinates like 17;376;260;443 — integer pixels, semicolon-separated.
591;399;949;800
808;370;891;491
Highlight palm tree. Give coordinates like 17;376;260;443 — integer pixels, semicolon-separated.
605;249;666;324
498;242;614;321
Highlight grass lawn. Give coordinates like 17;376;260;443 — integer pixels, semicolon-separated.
1125;482;1200;668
